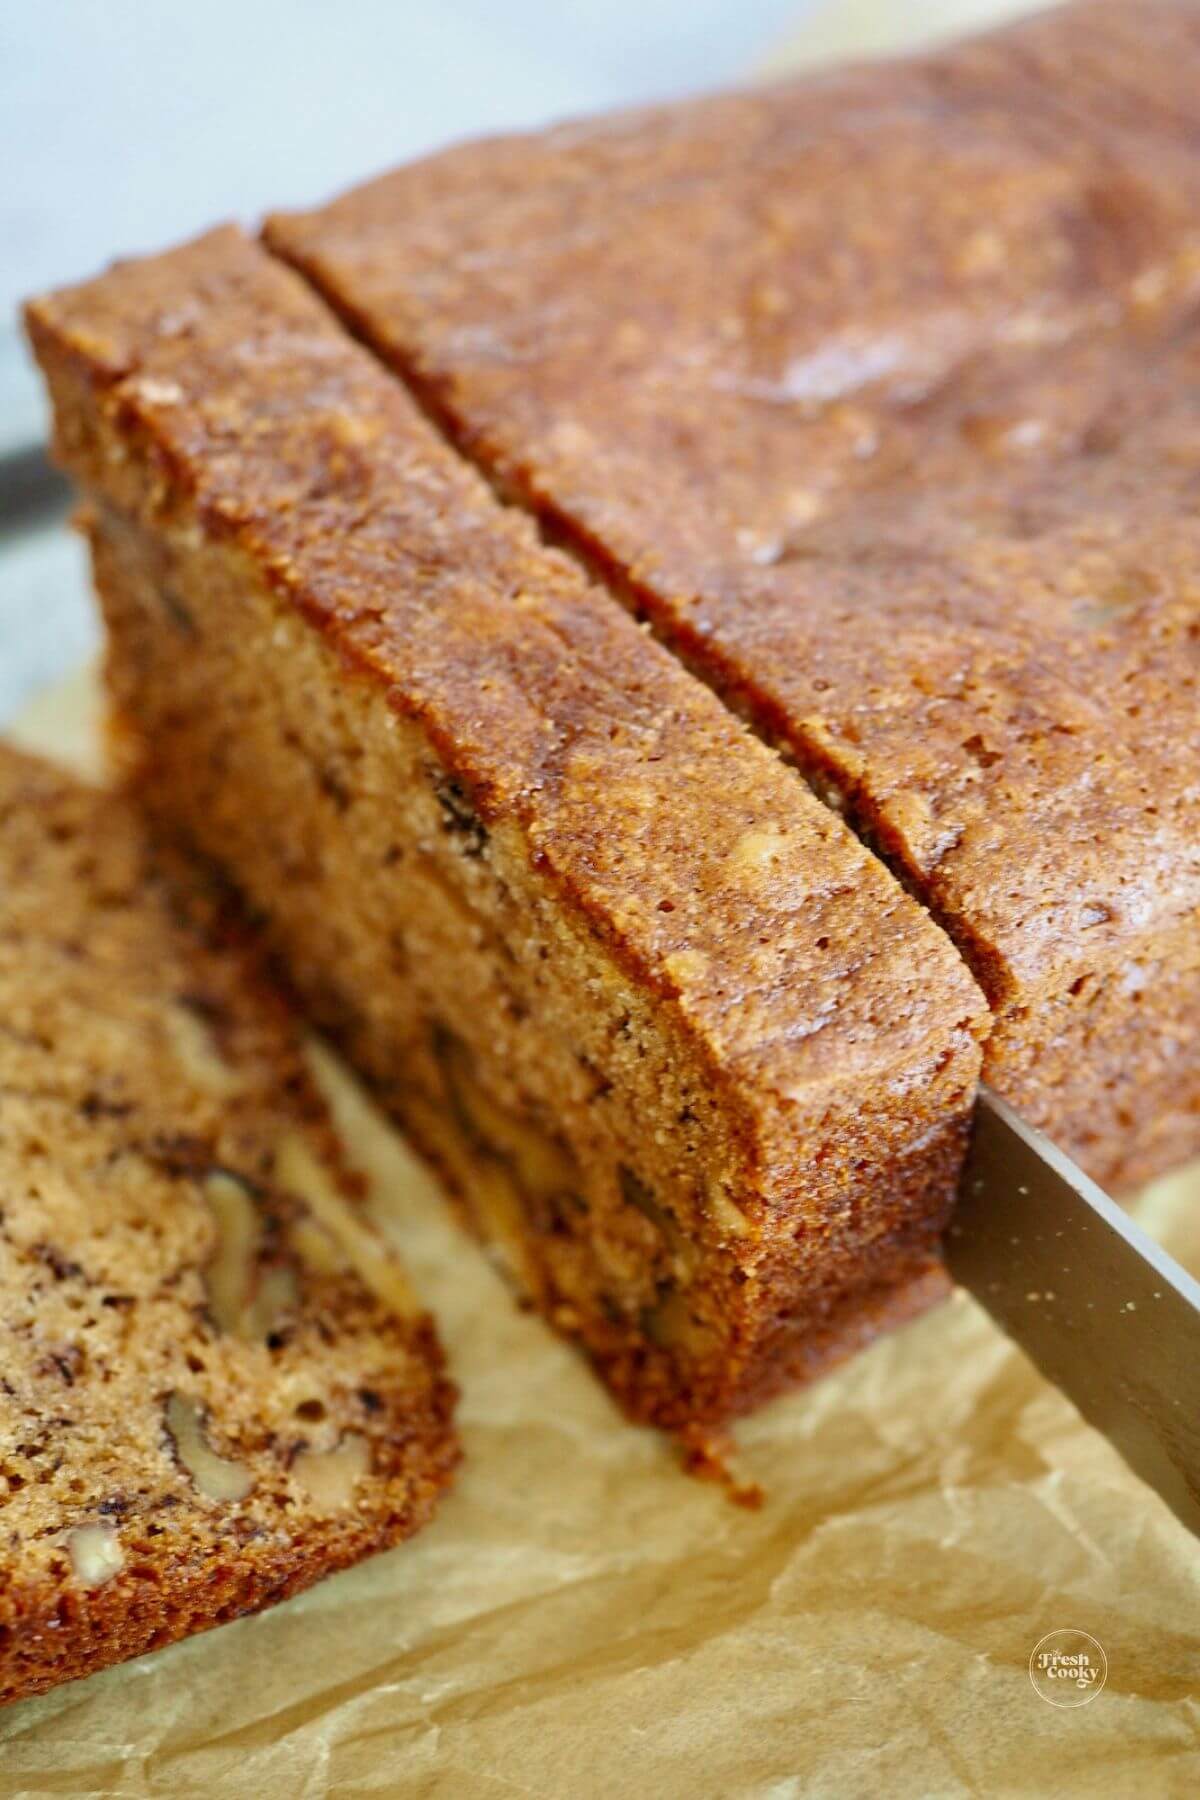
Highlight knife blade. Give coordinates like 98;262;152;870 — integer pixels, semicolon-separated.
946;1088;1200;1539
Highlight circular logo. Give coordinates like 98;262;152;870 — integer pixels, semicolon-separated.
1029;1630;1107;1707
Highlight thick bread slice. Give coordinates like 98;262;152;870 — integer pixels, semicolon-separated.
25;228;986;1433
264;0;1200;1192
0;743;458;1708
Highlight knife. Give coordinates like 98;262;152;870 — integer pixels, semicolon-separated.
946;1088;1200;1539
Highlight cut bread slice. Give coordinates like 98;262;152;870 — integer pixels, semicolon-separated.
0;742;458;1708
25;227;986;1435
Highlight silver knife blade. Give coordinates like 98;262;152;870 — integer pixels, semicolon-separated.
946;1088;1200;1539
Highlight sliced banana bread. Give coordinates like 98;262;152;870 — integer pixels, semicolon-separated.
264;0;1200;1191
25;228;987;1434
0;743;458;1708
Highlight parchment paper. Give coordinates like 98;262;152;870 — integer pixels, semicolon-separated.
5;8;1200;1790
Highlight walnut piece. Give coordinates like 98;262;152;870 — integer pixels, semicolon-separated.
203;1170;298;1338
68;1523;124;1587
241;1263;299;1337
164;1392;254;1502
705;1174;752;1240
643;1287;720;1357
275;1133;417;1319
165;1003;240;1097
203;1171;258;1334
436;1027;577;1205
293;1434;370;1510
432;1027;581;1294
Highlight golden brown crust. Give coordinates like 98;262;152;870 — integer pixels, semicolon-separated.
23;230;982;1093
25;230;985;1434
0;742;458;1708
263;0;1200;1188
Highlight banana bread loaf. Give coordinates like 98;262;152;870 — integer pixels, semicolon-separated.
265;0;1200;1192
25;228;987;1434
0;742;458;1707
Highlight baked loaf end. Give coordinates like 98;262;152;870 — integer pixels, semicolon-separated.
0;743;458;1709
26;228;987;1432
265;0;1200;1191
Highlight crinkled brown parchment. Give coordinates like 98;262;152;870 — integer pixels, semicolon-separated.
6;10;1200;1774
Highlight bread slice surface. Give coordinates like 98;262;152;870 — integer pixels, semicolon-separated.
0;742;458;1708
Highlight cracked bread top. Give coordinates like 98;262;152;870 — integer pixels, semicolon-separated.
0;742;457;1705
24;227;986;1118
263;0;1200;1012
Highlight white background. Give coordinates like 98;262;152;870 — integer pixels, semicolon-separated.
1;0;811;323
0;0;817;719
